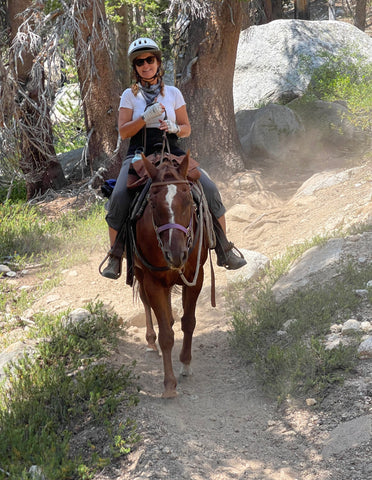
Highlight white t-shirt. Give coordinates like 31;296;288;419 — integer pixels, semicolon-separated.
119;85;186;128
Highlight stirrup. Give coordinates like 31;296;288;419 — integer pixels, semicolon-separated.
99;251;122;279
217;242;246;270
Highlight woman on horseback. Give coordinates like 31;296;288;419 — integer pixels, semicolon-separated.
101;37;246;279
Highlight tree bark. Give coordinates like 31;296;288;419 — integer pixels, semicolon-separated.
271;0;283;19
354;0;367;31
176;0;246;178
111;3;130;90
7;0;66;199
73;0;126;176
294;0;310;19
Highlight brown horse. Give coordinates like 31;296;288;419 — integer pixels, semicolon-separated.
133;152;208;398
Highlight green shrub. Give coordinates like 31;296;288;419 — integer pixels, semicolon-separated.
0;178;27;203
52;86;86;154
301;48;372;133
228;256;372;402
0;303;139;479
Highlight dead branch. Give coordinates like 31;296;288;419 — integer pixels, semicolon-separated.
0;0;114;187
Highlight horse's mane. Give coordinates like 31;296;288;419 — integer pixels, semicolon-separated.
155;159;183;183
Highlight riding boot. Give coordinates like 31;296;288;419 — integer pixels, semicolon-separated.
212;213;247;270
99;229;125;280
215;241;247;270
101;253;122;279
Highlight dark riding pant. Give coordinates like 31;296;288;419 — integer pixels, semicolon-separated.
105;156;133;232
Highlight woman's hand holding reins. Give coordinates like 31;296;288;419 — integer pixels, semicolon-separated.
142;102;165;122
159;119;180;135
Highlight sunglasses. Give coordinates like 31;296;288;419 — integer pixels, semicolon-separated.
134;56;156;67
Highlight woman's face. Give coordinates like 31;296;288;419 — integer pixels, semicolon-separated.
134;52;160;83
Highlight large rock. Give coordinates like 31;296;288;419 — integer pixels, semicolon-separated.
272;233;372;302
238;104;304;160
58;147;86;180
0;341;36;381
51;83;80;123
322;415;372;458
293;168;357;197
226;249;270;283
288;99;368;151
234;20;372;111
272;238;344;302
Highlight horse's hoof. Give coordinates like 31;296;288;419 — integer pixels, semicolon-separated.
180;363;193;376
146;344;158;353
162;389;178;399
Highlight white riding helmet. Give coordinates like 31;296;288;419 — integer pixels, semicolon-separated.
128;37;161;63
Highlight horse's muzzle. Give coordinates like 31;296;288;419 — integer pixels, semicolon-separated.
163;246;189;270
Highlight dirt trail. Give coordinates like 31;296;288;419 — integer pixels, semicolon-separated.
28;155;372;480
109;282;319;480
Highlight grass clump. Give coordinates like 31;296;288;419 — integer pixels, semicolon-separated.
0;201;57;261
0;198;108;350
0;200;106;276
0;302;139;479
228;249;372;403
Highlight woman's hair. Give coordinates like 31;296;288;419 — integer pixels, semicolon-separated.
131;52;165;95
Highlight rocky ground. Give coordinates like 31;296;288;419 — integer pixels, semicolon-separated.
3;150;371;480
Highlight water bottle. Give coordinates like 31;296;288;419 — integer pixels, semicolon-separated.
132;148;143;164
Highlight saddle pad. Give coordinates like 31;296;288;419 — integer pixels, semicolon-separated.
127;152;201;189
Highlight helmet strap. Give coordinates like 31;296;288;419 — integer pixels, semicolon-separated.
135;67;161;86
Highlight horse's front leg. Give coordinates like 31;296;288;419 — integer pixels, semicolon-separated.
137;276;158;352
179;271;204;377
144;278;177;398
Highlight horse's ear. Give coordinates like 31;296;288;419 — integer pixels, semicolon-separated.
179;150;190;179
142;153;157;179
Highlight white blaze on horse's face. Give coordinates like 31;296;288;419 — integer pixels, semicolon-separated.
165;184;177;243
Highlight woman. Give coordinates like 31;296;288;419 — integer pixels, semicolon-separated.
101;37;246;279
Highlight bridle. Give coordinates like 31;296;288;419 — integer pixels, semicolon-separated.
150;179;194;253
132;177;204;287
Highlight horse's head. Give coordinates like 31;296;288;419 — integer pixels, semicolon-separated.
142;152;194;270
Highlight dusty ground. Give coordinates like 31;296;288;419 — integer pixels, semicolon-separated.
17;150;372;480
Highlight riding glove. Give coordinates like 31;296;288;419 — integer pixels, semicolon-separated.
142;103;163;122
164;119;180;135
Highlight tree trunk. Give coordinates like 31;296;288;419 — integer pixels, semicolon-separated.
176;0;246;178
111;3;130;90
73;0;126;176
8;0;66;199
271;0;283;19
262;0;273;22
354;0;367;31
294;0;310;19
